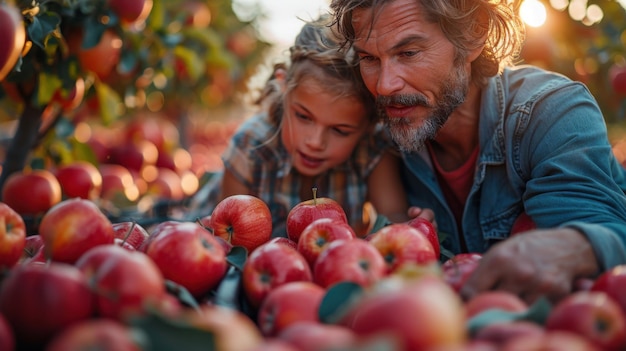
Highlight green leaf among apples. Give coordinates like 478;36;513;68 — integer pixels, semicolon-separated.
466;296;552;337
318;281;365;325
129;309;217;351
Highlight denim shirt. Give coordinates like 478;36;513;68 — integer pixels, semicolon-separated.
401;65;626;272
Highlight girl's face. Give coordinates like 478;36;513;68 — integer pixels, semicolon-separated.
281;78;371;177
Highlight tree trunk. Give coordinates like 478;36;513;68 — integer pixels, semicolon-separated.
0;104;44;199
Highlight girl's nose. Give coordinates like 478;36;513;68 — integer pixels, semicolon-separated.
305;126;326;150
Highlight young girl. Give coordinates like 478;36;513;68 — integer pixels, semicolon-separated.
195;16;408;237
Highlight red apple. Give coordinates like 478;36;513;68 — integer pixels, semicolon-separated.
248;339;299;351
0;313;14;351
465;290;528;319
146;167;184;200
46;318;143;351
137;220;180;253
313;238;386;289
73;29;122;80
501;330;601;351
183;304;264;350
144;221;227;298
277;321;357;351
0;202;26;269
267;236;298;251
111;221;150;250
24;245;47;265
20;234;43;258
0;2;26;82
609;64;626;96
1;169;62;216
286;192;348;244
242;241;313;309
257;281;326;337
591;264;626;316
297;217;356;268
19;234;46;265
343;275;467;350
0;263;94;350
406;217;440;258
368;223;437;274
99;164;141;203
210;194;273;254
108;0;153;25
474;321;545;348
39;198;115;264
54;161;103;200
75;244;166;321
109;139;159;173
545;290;626;351
442;252;483;293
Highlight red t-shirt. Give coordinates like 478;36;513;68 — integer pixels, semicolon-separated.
427;142;479;242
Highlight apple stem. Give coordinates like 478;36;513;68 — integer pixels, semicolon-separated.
122;221;137;245
196;217;214;234
313;186;317;205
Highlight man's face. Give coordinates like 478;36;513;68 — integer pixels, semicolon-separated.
351;0;470;152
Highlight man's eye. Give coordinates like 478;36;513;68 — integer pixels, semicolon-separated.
401;51;419;58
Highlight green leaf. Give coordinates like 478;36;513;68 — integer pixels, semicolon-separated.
27;12;61;49
94;81;123;125
318;281;364;325
212;265;242;310
81;20;109;49
466;296;552;337
174;46;205;82
37;72;63;106
129;310;216;351
226;246;247;271
164;280;200;310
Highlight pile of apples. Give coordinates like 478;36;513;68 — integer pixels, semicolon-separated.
1;194;626;351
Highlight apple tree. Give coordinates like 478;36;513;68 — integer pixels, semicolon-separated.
0;0;270;198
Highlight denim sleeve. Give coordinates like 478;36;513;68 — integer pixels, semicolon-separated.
564;222;626;273
518;82;626;271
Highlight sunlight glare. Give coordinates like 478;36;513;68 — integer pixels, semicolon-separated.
520;0;547;27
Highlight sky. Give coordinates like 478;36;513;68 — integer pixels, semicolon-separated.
232;0;331;50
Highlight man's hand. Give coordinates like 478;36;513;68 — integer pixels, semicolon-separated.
459;228;599;305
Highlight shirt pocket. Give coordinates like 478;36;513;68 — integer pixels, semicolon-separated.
479;204;521;248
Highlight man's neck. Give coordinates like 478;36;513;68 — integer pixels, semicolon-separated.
430;84;482;171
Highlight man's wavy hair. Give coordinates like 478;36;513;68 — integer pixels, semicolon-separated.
256;15;377;125
329;0;525;86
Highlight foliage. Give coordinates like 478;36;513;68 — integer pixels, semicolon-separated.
521;0;626;126
0;0;270;193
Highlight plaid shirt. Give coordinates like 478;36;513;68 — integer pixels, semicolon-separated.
222;112;392;237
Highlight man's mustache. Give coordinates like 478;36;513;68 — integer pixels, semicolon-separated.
376;94;431;109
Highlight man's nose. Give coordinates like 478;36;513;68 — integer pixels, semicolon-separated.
375;61;404;96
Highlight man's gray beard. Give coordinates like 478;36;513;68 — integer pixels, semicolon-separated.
377;67;469;153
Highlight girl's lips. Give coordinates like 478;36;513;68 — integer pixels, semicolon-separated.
298;151;324;168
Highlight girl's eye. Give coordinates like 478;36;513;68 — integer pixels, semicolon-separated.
333;128;351;136
294;112;311;121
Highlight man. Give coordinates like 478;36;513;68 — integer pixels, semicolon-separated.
329;0;626;304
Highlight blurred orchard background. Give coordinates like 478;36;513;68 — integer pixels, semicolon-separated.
0;0;625;217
